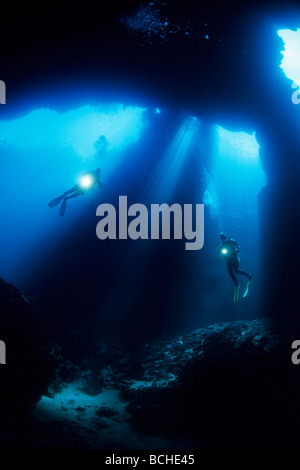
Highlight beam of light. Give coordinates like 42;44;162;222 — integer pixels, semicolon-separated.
205;125;266;291
203;124;266;226
202;167;220;221
198;125;266;313
214;125;266;215
203;125;266;227
0;103;147;285
99;116;201;324
277;28;300;85
145;116;200;203
216;126;260;159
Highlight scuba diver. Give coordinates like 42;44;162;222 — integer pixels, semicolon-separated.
218;232;253;302
48;168;103;216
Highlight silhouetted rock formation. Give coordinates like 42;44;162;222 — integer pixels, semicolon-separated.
124;317;300;450
0;278;60;411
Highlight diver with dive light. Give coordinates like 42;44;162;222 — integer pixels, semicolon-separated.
218;232;253;302
48;168;103;216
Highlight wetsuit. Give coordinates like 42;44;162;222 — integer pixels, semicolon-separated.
219;238;251;286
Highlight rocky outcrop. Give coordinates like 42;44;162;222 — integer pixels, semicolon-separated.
1;295;298;450
123;317;300;450
0;278;61;411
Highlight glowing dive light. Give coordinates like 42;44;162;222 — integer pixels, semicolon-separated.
79;175;93;189
221;248;228;255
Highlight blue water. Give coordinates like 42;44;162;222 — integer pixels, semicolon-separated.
0;92;267;342
0;103;147;284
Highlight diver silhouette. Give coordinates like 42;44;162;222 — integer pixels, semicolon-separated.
218;232;253;302
48;168;103;216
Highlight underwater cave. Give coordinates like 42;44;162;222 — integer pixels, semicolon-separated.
1;0;300;451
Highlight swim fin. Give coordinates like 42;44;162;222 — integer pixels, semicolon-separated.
243;275;253;298
59;199;67;216
48;195;64;208
233;284;240;303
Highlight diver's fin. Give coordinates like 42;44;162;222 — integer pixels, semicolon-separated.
243;275;253;298
48;195;64;208
233;284;240;303
59;199;67;216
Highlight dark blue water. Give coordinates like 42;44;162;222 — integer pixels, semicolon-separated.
0;93;266;353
